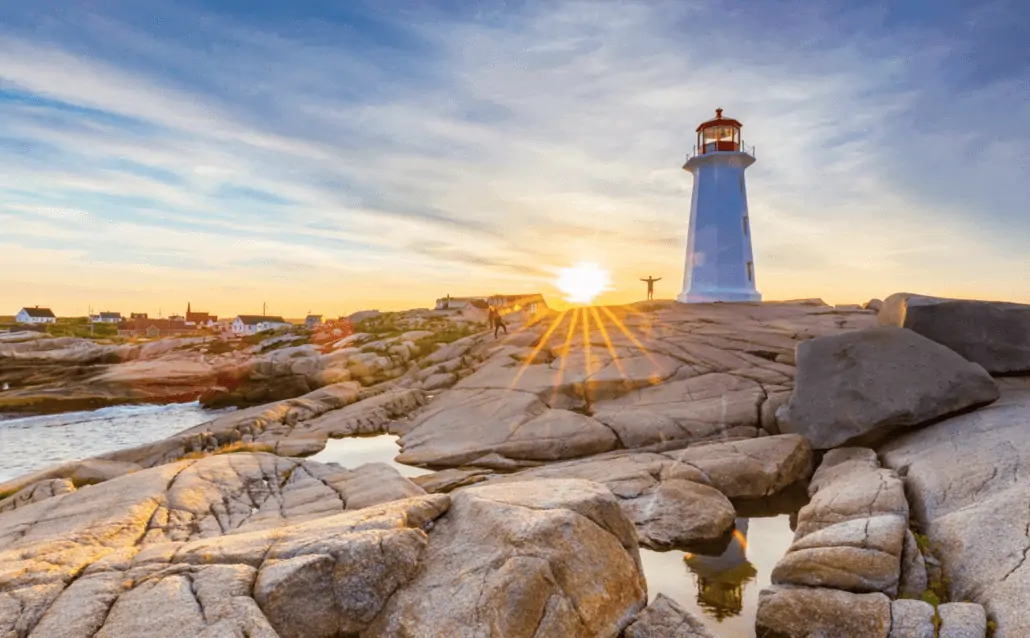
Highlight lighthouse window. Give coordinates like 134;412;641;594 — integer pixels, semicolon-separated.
746;261;753;281
742;216;749;235
739;175;745;193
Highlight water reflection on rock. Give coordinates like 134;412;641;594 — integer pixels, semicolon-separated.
683;518;758;621
638;511;799;637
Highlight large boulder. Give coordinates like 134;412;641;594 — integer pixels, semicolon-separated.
879;292;1030;374
363;480;647;637
778;327;999;449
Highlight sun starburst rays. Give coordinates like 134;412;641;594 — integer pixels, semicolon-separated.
507;300;673;406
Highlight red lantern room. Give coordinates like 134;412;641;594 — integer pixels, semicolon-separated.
696;108;743;154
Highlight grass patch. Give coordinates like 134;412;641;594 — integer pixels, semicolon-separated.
413;324;475;358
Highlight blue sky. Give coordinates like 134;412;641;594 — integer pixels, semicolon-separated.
1;0;1028;316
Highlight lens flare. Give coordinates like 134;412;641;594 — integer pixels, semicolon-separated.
555;262;610;304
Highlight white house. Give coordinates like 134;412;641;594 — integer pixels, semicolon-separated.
304;314;323;329
434;295;487;311
91;312;122;324
16;307;57;324
231;315;291;335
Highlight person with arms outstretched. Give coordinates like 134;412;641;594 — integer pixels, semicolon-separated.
640;276;661;301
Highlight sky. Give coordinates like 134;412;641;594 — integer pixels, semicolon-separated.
1;0;1028;318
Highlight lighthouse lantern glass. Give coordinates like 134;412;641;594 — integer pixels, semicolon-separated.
699;124;741;153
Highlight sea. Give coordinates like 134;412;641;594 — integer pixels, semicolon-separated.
0;402;794;636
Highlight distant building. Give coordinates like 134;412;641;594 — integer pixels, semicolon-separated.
15;307;57;324
231;315;291;335
434;295;488;311
91;312;122;324
118;318;192;338
305;314;323;329
130;312;149;320
185;303;217;327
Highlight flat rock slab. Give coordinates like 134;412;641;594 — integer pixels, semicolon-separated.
880;388;1030;637
779;327;999;450
364;479;647;637
879;292;1030;374
592;373;765;448
623;593;716;638
396;388;618;467
755;585;892;638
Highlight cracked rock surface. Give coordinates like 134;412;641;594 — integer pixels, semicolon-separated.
365;479;647;637
396;302;874;469
880;383;1030;637
770;448;908;597
478;434;812;548
0;455;647;637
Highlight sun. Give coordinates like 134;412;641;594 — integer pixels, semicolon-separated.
555;262;611;305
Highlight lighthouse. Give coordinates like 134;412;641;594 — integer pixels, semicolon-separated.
677;108;761;303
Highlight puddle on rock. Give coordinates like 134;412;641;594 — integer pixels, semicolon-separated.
308;434;433;478
640;515;796;637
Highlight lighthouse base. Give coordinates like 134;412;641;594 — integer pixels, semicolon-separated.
677;289;762;304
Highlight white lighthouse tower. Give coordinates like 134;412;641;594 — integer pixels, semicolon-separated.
677;108;761;304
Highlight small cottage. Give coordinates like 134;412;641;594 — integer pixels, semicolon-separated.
231;315;291;335
15;307;57;324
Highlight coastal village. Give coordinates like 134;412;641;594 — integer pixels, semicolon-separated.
4;293;548;340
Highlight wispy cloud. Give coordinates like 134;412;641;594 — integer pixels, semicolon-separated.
1;0;1027;316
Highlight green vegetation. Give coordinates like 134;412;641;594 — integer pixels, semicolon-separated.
413;324;475;357
354;313;404;339
902;529;954;633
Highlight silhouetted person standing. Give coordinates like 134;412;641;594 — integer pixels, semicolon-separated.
641;276;662;301
492;308;507;338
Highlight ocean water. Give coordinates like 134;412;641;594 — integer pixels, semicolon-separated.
309;435;433;478
0;402;231;483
